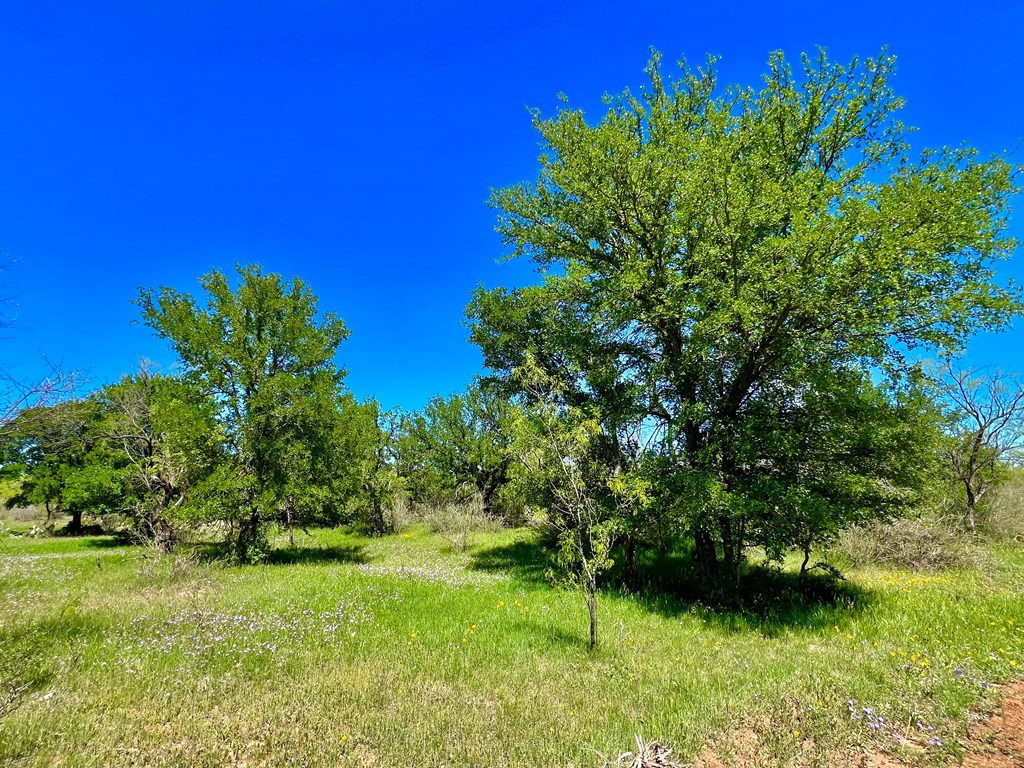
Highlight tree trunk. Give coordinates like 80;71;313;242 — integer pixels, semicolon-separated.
964;482;978;529
799;546;811;584
694;527;718;577
67;509;83;534
235;511;265;562
719;516;743;588
286;497;295;547
623;535;638;586
587;577;598;651
154;518;174;556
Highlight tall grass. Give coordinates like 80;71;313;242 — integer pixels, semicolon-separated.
0;524;1021;767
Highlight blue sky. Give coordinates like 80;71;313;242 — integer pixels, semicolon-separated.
1;1;1022;412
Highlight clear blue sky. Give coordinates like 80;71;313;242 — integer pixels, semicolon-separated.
1;1;1022;412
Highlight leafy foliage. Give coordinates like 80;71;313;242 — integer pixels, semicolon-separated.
397;381;519;518
136;264;352;561
469;49;1022;581
97;366;222;552
2;400;123;532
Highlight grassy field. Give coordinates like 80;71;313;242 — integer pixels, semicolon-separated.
1;523;1021;767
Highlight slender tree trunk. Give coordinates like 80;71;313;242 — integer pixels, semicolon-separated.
587;576;598;651
799;546;811;584
623;535;638;586
286;496;295;547
964;482;978;529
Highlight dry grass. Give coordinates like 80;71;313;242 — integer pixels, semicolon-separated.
418;496;503;551
981;474;1024;545
606;736;683;768
834;517;988;571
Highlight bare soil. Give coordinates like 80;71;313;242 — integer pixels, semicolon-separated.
692;681;1024;768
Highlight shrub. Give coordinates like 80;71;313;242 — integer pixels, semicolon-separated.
422;496;502;552
834;517;986;571
980;471;1024;544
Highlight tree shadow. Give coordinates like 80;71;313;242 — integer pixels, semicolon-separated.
51;522;106;537
266;543;370;566
189;540;231;562
81;535;130;549
468;536;552;585
608;546;873;635
472;533;872;635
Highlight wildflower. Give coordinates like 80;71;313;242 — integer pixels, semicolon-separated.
928;735;943;748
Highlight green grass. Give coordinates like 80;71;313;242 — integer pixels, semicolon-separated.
1;525;1021;767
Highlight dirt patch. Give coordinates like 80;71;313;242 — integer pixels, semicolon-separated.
690;681;1024;767
851;682;1024;768
962;680;1024;768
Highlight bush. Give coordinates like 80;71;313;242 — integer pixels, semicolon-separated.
980;471;1024;544
834;517;986;571
0;505;45;524
421;496;502;551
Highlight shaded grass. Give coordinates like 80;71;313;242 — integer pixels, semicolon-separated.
266;543;369;566
0;527;1021;767
468;531;551;584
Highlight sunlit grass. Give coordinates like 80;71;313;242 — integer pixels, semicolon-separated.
1;526;1021;766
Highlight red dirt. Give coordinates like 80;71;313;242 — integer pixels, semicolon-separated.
962;681;1024;768
690;681;1024;767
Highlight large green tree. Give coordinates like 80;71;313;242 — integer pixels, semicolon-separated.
468;50;1021;581
396;382;518;516
136;264;350;561
2;400;124;533
97;366;222;553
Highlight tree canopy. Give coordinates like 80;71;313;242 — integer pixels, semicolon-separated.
136;263;352;561
468;49;1022;580
396;382;518;515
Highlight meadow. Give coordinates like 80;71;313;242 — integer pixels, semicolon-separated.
1;522;1021;767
